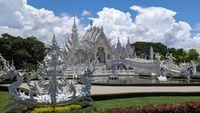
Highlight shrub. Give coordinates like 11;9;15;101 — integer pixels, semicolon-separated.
29;104;81;113
91;92;200;101
100;102;200;113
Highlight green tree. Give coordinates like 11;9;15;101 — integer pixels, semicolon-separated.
0;33;46;70
131;41;199;64
132;42;168;59
185;49;199;62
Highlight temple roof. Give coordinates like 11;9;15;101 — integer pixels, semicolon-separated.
76;26;113;52
81;26;104;43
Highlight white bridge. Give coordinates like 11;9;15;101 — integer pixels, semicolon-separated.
105;58;194;77
106;58;160;75
65;57;195;77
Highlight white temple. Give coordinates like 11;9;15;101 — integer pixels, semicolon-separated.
62;16;197;78
64;16;135;64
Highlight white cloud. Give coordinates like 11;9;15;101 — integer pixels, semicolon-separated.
0;0;83;44
0;0;199;52
89;6;200;51
130;5;200;50
81;10;91;17
90;7;136;45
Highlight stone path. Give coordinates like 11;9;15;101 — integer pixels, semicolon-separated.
91;86;200;94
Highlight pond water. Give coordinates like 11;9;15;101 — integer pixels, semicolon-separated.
90;76;200;84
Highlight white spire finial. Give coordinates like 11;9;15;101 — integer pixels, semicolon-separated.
72;14;77;30
52;33;57;46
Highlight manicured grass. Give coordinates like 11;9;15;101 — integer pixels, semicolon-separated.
0;91;11;113
93;96;200;111
1;91;200;113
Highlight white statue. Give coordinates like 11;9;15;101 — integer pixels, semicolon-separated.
155;53;161;62
191;61;197;75
150;46;154;60
0;34;95;107
165;53;176;62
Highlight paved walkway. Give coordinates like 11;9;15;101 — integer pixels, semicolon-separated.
1;84;200;95
91;86;200;94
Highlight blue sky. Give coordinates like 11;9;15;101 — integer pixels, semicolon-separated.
0;0;200;51
28;0;200;31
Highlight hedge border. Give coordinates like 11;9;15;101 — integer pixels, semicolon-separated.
91;92;200;101
91;83;200;86
0;85;9;91
0;81;12;84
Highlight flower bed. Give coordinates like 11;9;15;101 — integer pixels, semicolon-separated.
26;104;81;113
100;102;200;113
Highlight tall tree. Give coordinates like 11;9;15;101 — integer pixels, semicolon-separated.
186;49;199;62
0;33;46;70
131;41;199;64
132;42;168;59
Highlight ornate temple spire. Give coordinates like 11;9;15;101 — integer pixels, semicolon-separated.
63;15;79;62
72;15;77;33
116;37;122;49
51;33;58;50
126;37;130;48
67;14;78;50
115;37;124;59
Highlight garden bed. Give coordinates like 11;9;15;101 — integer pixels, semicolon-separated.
100;102;200;113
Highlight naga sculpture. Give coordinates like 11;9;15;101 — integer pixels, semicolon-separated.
0;35;95;107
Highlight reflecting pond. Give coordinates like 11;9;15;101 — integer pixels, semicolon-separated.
90;75;200;84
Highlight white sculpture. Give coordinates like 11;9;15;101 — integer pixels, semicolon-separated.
157;75;167;82
191;61;197;75
165;53;176;63
109;65;119;79
150;46;154;60
0;34;95;107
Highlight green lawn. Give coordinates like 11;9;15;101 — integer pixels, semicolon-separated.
0;91;11;113
1;91;200;113
93;96;200;111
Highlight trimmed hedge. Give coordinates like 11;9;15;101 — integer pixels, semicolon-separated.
0;86;8;91
100;102;200;113
91;92;200;101
91;82;200;86
0;81;12;84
